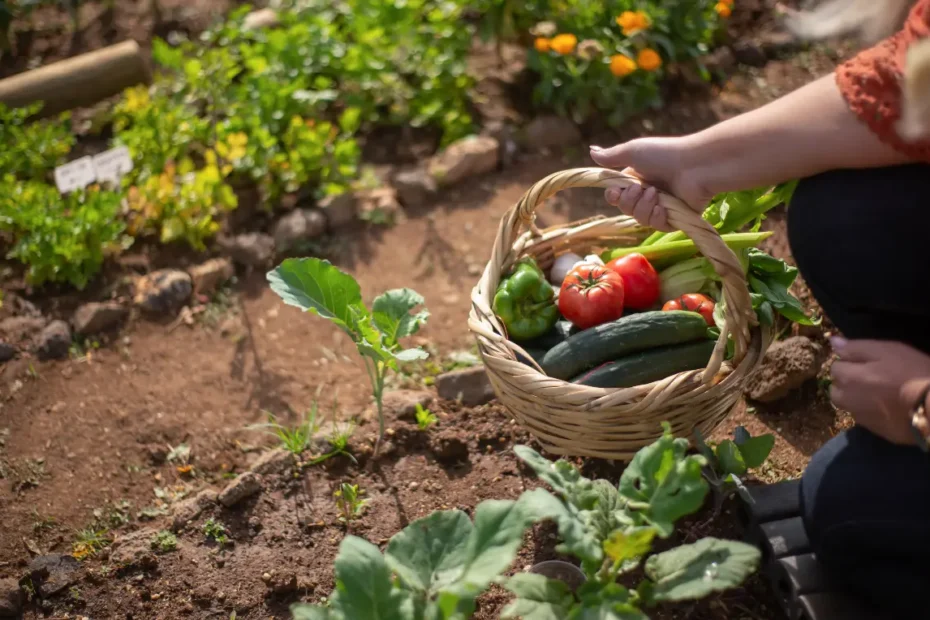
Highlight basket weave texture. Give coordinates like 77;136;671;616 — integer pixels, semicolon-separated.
468;168;772;460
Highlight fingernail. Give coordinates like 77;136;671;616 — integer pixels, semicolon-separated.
830;336;847;352
590;145;604;152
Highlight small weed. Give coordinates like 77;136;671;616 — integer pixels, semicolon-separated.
199;284;238;328
26;362;39;379
166;443;191;465
31;510;57;535
203;518;229;546
94;499;132;528
137;506;169;520
72;528;109;560
21;579;35;602
415;403;437;431
248;405;321;455
334;482;368;524
11;457;46;492
151;530;178;552
68;586;82;601
359;205;396;227
306;419;356;466
70;337;100;362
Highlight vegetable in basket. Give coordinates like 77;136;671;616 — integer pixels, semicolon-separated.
663;293;716;327
745;248;819;326
558;262;625;329
601;231;772;269
493;257;560;341
605;252;660;310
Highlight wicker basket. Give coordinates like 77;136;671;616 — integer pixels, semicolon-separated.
468;168;772;461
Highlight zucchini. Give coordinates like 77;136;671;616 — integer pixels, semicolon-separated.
572;339;717;388
540;311;709;380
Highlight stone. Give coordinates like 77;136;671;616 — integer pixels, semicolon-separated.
383;390;435;421
220;233;276;268
746;337;826;403
36;320;71;361
272;208;327;251
110;528;159;569
28;554;80;597
436;366;495;406
0;578;22;618
133;269;193;315
319;193;359;230
218;472;263;507
268;571;298;595
171;488;218;532
243;7;279;29
359;187;403;223
0;316;46;346
430;430;469;463
0;342;15;363
249;448;297;476
429;135;499;187
72;302;129;336
393;167;438;209
523;115;581;150
187;258;235;297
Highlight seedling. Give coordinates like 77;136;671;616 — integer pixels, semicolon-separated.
203;518;230;546
268;258;429;456
72;528;109;560
31;510;56;535
334;483;368;524
166;443;191;465
693;425;775;513
151;530;178;552
248;405;321;455
414;403;437;431
306;420;357;466
291;424;761;619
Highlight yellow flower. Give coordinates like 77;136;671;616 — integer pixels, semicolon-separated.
534;37;552;53
610;54;637;77
122;86;150;114
550;33;578;55
616;10;650;35
715;1;732;17
636;48;662;71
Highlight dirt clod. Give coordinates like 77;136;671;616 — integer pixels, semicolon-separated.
187;258;235;297
36;321;71;361
430;430;470;463
220;233;276;268
393;166;438;208
171;488;218;532
0;578;22;618
383;390;435;421
319;193;359;230
0;316;46;348
429;135;499;187
218;472;263;507
27;554;80;597
133;270;193;316
72;302;129;336
437;366;495;406
746;336;826;403
273;208;327;251
110;529;160;570
249;448;297;476
267;571;298;595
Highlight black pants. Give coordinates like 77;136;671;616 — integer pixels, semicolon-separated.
788;164;930;618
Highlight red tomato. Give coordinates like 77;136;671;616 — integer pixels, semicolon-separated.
606;253;660;310
559;263;625;329
662;293;716;326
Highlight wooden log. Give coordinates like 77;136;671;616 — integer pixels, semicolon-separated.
0;40;150;116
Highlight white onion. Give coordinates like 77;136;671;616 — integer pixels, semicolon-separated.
550;252;583;285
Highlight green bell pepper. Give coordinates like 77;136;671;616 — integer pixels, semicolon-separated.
493;258;560;341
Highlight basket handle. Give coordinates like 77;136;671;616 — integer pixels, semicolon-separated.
484;167;756;381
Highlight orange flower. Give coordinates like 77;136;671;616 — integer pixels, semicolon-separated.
550;33;578;55
636;48;662;71
534;37;552;53
609;54;637;77
715;2;732;17
616;10;650;35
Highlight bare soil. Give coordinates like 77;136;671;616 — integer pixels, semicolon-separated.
0;2;857;618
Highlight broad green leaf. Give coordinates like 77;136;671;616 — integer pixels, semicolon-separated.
715;441;747;477
395;348;429;362
372;288;429;347
455;499;534;592
517;485;602;566
602;527;656;567
735;435;774;470
618;425;708;537
514;445;593;505
645;538;761;602
385;510;472;593
732;426;751;445
339;107;362;134
291;604;336;620
330;536;411;620
691;429;717;470
267;258;366;336
571;582;647;620
501;573;574;619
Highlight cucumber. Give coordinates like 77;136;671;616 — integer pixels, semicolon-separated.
540;311;709;380
572;339;717;388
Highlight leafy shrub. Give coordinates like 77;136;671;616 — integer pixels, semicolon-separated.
0;102;75;180
525;0;730;123
0;178;127;289
291;424;761;619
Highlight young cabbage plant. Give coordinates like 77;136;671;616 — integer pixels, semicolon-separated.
268;258;429;456
693;425;775;514
506;424;762;619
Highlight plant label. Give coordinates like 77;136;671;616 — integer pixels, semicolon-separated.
54;157;96;194
92;146;134;186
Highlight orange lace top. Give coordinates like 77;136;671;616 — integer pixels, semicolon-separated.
836;0;930;160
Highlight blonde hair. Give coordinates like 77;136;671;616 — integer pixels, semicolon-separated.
784;0;915;44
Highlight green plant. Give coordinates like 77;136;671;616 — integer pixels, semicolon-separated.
151;530;178;552
334;482;368;524
203;518;230;546
72;527;110;560
306;419;358;466
414;403;438;431
268;258;429;455
0;179;127;289
248;406;321;455
0;102;75;180
693;426;775;513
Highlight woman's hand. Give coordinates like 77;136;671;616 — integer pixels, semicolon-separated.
830;338;930;445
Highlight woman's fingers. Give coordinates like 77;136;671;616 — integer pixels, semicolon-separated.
605;183;671;230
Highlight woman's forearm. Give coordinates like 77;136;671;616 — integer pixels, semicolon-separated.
680;74;915;194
